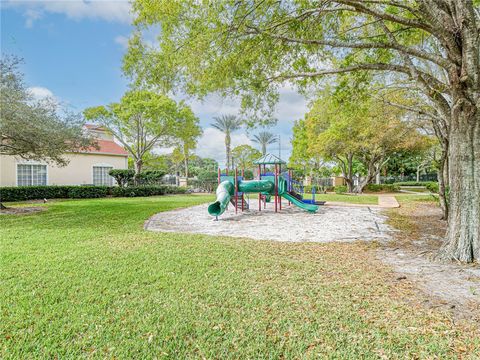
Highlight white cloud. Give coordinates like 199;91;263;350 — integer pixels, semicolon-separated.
4;0;132;27
188;95;242;120
187;85;307;128
114;35;129;49
180;84;308;163
274;85;308;124
153;146;174;156
195;127;253;167
28;86;55;101
24;8;42;28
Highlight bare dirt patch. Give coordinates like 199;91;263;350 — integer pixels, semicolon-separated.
380;201;480;319
0;206;46;215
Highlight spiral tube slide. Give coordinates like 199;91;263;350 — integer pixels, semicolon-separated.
208;180;275;216
208;180;235;216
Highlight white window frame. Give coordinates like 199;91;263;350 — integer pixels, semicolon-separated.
16;162;49;186
92;164;115;186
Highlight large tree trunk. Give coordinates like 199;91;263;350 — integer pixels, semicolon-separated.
355;155;385;193
184;156;189;179
439;108;480;262
437;147;449;220
345;154;355;193
134;159;143;185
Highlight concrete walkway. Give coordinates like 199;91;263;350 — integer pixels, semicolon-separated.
325;194;400;209
377;194;400;208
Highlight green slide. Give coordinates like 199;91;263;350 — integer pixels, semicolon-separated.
208;179;274;217
281;192;319;213
208;180;234;216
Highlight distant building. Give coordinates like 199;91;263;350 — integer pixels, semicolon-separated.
0;125;128;187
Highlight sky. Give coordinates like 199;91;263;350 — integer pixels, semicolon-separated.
1;0;309;166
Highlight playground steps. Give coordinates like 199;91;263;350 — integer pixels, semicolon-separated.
288;190;303;201
230;195;249;210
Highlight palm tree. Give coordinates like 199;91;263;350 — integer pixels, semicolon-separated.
211;115;242;169
251;131;278;155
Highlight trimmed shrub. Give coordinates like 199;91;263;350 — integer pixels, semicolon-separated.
136;170;167;185
0;186;63;202
394;181;435;186
0;186;110;202
109;169;135;187
335;185;348;194
425;182;439;193
191;170;218;192
111;185;187;197
393;181;439;193
0;185;189;202
164;186;187;194
67;186;110;198
363;184;400;192
111;186;165;197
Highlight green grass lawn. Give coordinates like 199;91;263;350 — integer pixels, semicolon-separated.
303;192;378;205
1;196;478;358
399;186;430;193
395;193;439;204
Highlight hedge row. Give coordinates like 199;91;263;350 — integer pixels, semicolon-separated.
363;184;400;192
394;181;437;187
303;185;335;193
0;185;187;202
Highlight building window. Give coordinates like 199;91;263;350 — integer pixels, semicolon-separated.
17;164;47;186
93;166;114;186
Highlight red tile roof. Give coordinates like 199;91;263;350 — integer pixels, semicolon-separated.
83;140;129;156
84;124;107;131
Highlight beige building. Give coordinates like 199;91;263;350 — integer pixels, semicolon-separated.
0;125;128;187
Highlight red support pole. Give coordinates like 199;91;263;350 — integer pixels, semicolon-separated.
274;164;278;213
217;167;221;185
279;164;282;210
258;164;261;211
234;168;238;214
241;169;245;211
288;169;292;206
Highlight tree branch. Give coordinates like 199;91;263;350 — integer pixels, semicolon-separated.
334;0;435;33
267;63;448;92
245;25;450;69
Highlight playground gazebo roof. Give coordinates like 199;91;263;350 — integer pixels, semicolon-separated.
253;153;286;165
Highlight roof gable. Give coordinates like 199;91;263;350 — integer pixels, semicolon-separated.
82;139;128;156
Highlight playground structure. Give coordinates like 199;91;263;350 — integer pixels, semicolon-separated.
285;174;327;206
208;154;320;218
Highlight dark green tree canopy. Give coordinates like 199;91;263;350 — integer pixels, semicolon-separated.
231;144;262;169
